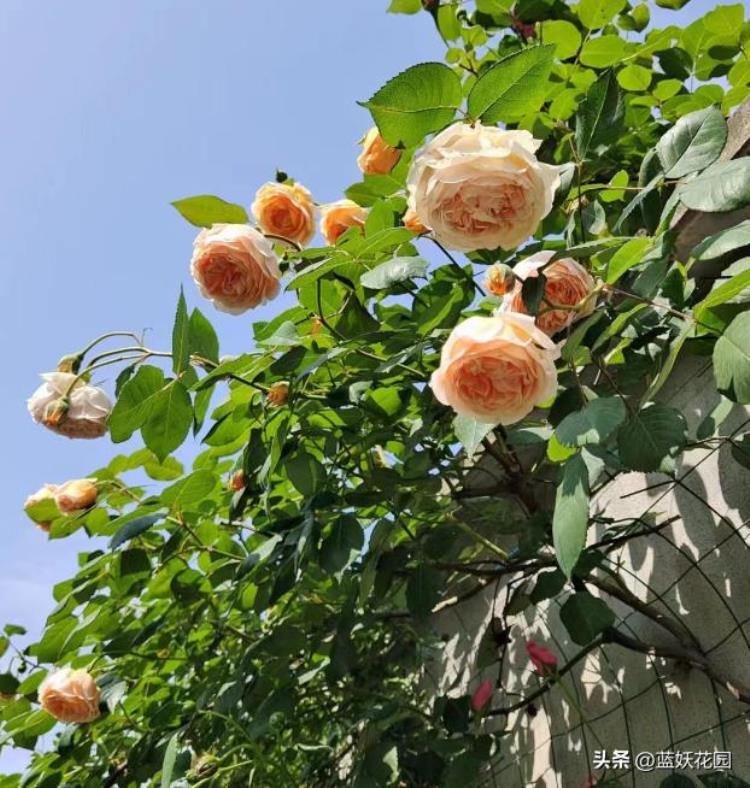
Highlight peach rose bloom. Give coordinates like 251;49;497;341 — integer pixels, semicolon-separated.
320;200;368;245
267;381;289;407
430;313;559;425
251;182;317;247
28;372;112;439
39;668;101;724
484;263;515;297
191;224;280;315
403;208;428;236
407;122;561;252
357;127;401;175
24;483;59;532
502;250;596;336
55;479;98;514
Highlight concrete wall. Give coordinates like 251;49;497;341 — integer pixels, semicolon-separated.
429;360;750;787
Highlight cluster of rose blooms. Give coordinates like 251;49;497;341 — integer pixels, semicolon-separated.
17;121;593;725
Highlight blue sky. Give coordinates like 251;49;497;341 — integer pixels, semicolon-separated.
0;0;722;775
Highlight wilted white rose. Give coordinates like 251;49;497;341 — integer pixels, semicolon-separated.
28;372;111;439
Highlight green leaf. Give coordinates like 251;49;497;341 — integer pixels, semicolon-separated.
714;312;750;402
555;396;626;447
695;260;750;323
553;454;590;578
540;20;582;60
453;414;494;456
605;237;653;283
578;0;627;28
360;62;463;147
617;64;652;91
286;453;326;497
161;732;179;788
521;273;546;315
680;157;750;212
171;290;190;375
360;256;429;289
691;219;750;260
575;70;624;160
109;365;166;443
109;513;164;550
142;381;193;462
171;195;248;227
617;403;687;471
188;307;220;364
560;592;615;644
387;0;421;12
406;565;441;617
580;36;630;68
467;46;555;124
320;515;364;573
656;106;728;178
161;470;218;508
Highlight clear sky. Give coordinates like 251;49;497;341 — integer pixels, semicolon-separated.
0;0;721;775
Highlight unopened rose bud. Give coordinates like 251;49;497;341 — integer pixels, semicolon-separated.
28;373;111;440
267;382;289;408
484;263;515;297
38;668;101;724
24;483;59;532
526;640;558;676
357;128;401;176
229;470;245;492
403;208;428;236
471;679;493;713
56;352;84;375
310;317;324;336
54;479;98;514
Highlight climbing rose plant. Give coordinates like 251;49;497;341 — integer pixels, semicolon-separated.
3;0;750;785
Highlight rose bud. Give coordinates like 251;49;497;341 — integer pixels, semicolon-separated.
484;263;515;297
56;352;84;375
526;640;558;676
54;479;98;514
190;224;281;314
407;121;560;252
38;667;101;724
403;208;428;236
24;483;60;532
320;200;368;245
357;127;401;176
251;181;317;247
267;382;289;408
470;679;493;713
502;251;596;336
229;470;245;492
430;313;559;426
28;373;112;439
310;316;324;336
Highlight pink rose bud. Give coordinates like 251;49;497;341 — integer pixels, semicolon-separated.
526;640;559;676
38;668;101;724
501;251;596;336
430;314;559;426
471;679;494;713
320;200;368;245
54;479;98;514
28;373;111;439
357;127;401;176
190;224;281;315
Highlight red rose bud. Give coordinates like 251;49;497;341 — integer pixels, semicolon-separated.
471;679;493;713
526;640;558;676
